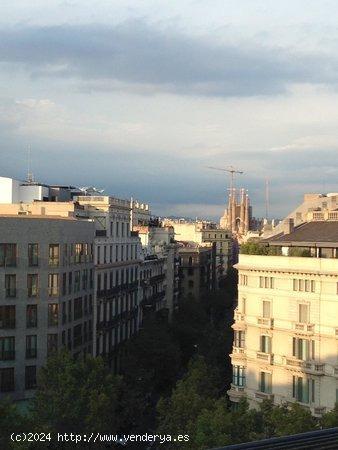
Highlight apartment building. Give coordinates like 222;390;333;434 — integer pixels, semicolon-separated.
75;196;142;370
163;219;232;286
178;243;213;300
135;224;179;319
228;219;338;416
0;215;94;400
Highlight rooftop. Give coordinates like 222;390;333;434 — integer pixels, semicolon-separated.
266;221;338;246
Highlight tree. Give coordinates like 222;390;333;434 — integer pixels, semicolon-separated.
32;350;125;435
0;397;31;449
320;403;338;428
157;357;219;449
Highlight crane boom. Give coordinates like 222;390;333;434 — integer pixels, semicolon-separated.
206;165;244;191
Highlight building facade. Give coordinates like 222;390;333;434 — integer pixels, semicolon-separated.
0;215;94;400
228;220;338;416
75;196;142;370
163;219;232;286
178;243;213;300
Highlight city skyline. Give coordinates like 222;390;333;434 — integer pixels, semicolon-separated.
1;1;338;219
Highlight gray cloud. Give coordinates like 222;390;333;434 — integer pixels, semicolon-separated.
0;21;336;97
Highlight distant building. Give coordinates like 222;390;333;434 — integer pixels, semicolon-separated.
263;192;338;238
177;243;213;300
0;214;95;400
229;218;338;416
163;219;232;286
220;188;251;236
133;225;179;320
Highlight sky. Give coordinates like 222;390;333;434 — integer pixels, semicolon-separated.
1;0;338;220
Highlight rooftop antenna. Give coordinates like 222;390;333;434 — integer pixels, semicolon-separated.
27;146;34;183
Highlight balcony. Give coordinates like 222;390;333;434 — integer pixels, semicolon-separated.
257;317;274;329
284;356;303;368
231;347;246;361
5;288;16;298
227;384;246;400
294;323;315;335
255;391;274;401
48;258;59;268
26;349;37;359
302;361;325;375
256;352;274;364
234;310;245;322
0;350;15;361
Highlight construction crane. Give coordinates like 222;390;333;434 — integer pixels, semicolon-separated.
206;166;244;192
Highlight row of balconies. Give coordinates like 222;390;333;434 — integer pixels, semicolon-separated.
97;307;139;331
97;280;139;299
231;347;331;376
233;312;316;335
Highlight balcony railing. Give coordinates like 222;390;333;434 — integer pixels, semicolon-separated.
255;391;274;401
26;349;37;359
0;350;15;361
284;356;303;367
302;362;325;375
257;317;274;328
257;352;274;364
234;311;245;322
48;258;59;268
294;323;315;334
5;288;16;298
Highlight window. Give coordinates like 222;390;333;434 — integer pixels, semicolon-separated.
89;269;93;289
260;372;272;394
73;324;82;347
259;276;274;289
82;269;88;290
188;267;193;276
0;337;15;360
234;330;245;348
0;374;13;400
68;272;73;294
0;244;16;267
62;273;67;296
188;280;194;288
233;365;245;387
298;304;309;323
0;306;15;329
262;300;271;319
74;270;80;292
62;302;66;324
28;244;38;266
27;274;38;297
293;338;315;360
25;366;37;390
292;376;314;403
74;297;83;320
48;274;59;296
0;368;14;392
293;279;315;293
26;305;37;328
49;244;59;267
240;274;248;286
48;304;59;327
26;335;37;358
260;335;272;353
47;334;58;356
68;300;72;322
5;274;16;297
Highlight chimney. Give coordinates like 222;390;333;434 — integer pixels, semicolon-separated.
283;218;294;235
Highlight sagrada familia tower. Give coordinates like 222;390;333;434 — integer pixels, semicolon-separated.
220;188;251;235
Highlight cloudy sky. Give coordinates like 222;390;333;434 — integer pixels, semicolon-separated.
1;0;338;219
